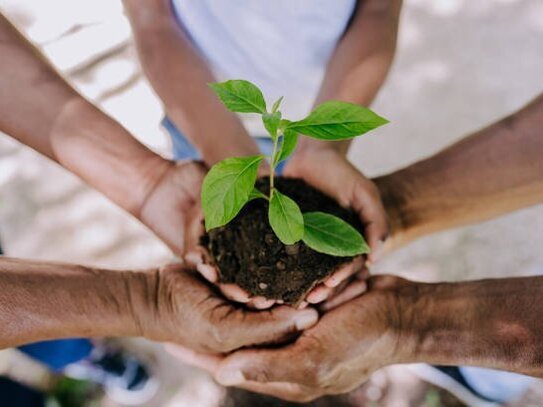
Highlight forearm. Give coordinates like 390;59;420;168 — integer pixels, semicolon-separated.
0;13;171;215
377;94;543;247
397;277;543;377
298;0;401;155
0;257;153;349
123;0;259;165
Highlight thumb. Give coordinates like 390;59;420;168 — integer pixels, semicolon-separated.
223;306;318;350
215;345;304;386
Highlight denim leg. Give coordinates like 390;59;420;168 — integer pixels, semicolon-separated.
18;340;94;372
162;116;290;171
162;117;201;160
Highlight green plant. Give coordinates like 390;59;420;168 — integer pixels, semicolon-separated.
202;79;388;256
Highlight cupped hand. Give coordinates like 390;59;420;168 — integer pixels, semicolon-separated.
139;264;319;354
174;275;413;402
137;159;207;256
277;147;389;304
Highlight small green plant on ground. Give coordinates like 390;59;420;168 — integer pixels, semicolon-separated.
202;79;388;256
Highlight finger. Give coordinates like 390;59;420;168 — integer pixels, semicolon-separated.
248;296;276;310
356;268;370;280
165;343;223;372
225;306;318;349
323;257;363;288
320;280;368;312
196;263;219;284
297;301;308;309
215;346;309;386
306;285;333;304
219;284;250;303
351;185;389;264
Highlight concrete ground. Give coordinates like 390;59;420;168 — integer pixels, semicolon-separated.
0;0;542;405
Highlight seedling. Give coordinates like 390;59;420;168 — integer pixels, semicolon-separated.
202;79;388;256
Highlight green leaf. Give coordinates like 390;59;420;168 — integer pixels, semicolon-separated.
302;212;370;256
286;101;388;140
248;187;268;201
202;155;264;230
268;190;304;245
262;111;281;140
208;80;266;114
271;96;284;113
275;129;299;165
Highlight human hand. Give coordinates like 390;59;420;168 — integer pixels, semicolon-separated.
169;275;414;402
136;160;207;257
279;147;389;304
136;264;319;354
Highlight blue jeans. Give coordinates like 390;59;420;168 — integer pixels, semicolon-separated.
162;116;288;172
163;116;537;403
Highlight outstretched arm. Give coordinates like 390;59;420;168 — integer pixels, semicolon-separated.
295;0;402;156
378;93;543;250
0;13;208;255
0;257;317;351
123;0;260;165
0;12;170;217
209;274;543;402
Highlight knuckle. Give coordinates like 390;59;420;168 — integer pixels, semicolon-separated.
245;366;273;383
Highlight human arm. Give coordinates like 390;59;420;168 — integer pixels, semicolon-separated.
0;12;207;255
375;93;543;252
210;275;543;402
0;257;317;351
284;0;402;265
296;0;402;156
122;0;260;165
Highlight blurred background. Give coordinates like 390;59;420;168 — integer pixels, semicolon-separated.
0;0;542;405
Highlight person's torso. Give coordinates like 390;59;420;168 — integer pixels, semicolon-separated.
171;0;356;136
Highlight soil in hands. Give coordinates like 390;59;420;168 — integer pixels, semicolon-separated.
201;177;364;305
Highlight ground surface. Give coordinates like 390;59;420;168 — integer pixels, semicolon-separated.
0;0;542;406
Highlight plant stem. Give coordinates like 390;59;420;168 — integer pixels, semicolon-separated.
269;134;279;198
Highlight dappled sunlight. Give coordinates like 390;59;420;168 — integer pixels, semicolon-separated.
1;0;542;405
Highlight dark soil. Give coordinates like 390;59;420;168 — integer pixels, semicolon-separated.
201;177;363;305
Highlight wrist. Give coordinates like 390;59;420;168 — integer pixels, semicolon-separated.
50;98;173;215
372;167;423;252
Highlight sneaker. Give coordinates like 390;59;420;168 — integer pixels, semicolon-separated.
407;364;502;407
63;344;159;405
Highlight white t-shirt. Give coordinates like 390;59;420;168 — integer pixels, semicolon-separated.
171;0;356;137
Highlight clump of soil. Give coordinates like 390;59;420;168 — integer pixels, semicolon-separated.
201;177;363;305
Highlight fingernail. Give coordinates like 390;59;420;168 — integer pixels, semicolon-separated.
307;289;329;304
198;264;218;283
325;276;341;288
216;368;245;386
294;310;318;330
186;252;203;265
254;297;275;309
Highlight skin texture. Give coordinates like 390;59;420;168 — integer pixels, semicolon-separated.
124;0;402;307
172;94;543;402
0;260;318;351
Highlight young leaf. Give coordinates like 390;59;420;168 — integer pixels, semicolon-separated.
286;101;388;140
268;190;304;245
302;212;370;257
275;129;299;165
248;187;268;201
202;155;264;230
208;80;266;114
262;111;281;140
271;96;284;113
